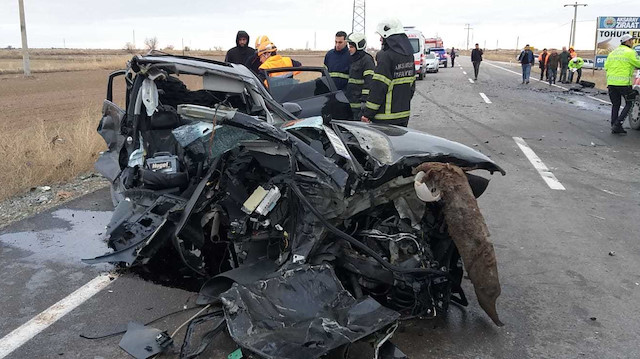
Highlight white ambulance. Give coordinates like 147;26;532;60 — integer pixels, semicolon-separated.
404;26;427;80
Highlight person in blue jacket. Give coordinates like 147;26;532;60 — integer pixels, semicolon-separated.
324;31;351;90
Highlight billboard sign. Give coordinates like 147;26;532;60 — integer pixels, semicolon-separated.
596;16;640;68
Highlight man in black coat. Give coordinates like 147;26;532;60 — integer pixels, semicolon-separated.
225;31;254;65
361;18;415;127
471;43;483;80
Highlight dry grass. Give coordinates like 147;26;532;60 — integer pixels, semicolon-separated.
0;55;131;74
0;107;105;201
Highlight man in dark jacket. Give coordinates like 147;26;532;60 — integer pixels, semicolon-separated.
449;47;457;67
245;35;270;78
362;18;415;127
345;33;375;120
324;31;351;90
471;43;483;80
518;45;535;84
559;46;571;83
546;49;560;85
225;31;254;65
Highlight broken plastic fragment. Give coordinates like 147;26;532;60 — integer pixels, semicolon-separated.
141;78;159;117
413;171;441;202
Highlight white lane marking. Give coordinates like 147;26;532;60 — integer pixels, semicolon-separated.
479;92;492;104
468;78;475;83
587;95;613;104
0;274;116;358
513;137;566;190
483;61;612;105
462;71;467;75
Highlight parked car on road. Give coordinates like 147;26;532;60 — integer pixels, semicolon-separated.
424;53;439;73
429;47;448;68
582;58;600;70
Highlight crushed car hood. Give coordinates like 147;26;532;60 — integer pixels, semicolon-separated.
334;121;505;174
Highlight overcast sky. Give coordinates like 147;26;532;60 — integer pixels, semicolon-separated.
0;0;636;51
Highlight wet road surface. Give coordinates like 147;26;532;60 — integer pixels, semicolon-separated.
1;58;639;358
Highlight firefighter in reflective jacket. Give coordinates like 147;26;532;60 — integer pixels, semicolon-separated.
257;40;301;86
345;33;375;120
362;18;416;127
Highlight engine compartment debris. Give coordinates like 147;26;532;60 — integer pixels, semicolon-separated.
85;54;507;358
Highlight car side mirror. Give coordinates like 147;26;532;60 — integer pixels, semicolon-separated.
282;102;303;116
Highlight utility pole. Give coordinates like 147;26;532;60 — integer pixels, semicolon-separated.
564;2;587;48
133;30;136;49
352;0;366;34
464;24;473;50
18;0;30;76
568;19;574;47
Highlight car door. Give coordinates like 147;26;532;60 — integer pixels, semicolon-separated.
264;66;352;120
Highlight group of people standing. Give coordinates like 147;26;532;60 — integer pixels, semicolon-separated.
518;45;583;85
224;18;416;127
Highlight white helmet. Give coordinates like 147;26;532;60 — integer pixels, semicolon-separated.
620;34;636;43
376;18;404;39
347;33;367;51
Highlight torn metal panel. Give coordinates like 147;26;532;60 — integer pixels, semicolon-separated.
334;120;506;175
221;265;400;359
82;191;184;265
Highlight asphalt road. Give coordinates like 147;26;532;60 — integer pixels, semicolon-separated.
1;57;640;359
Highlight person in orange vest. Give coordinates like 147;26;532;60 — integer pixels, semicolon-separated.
538;48;549;80
257;40;302;86
568;47;577;59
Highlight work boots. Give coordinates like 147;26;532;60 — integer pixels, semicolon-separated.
611;123;627;134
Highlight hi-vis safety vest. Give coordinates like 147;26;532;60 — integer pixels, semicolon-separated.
259;55;301;86
604;44;640;86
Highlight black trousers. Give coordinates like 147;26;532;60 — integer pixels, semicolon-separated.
451;57;455;67
608;85;636;126
539;65;546;80
472;61;480;79
559;64;568;82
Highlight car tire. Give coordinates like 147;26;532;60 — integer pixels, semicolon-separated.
628;94;640;130
444;62;448;68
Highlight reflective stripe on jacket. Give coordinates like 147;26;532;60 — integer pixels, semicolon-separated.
604;44;640;86
324;47;351;90
362;48;415;124
345;51;375;109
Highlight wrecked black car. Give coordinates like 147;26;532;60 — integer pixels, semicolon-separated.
88;53;506;358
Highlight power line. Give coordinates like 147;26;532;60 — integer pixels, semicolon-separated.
564;2;587;48
464;23;473;50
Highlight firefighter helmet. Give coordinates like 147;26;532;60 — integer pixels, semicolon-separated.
347;33;367;51
376;18;404;38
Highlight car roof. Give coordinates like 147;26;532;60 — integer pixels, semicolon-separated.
135;53;260;84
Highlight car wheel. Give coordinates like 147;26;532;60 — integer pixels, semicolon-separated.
629;95;640;130
444;62;448;68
